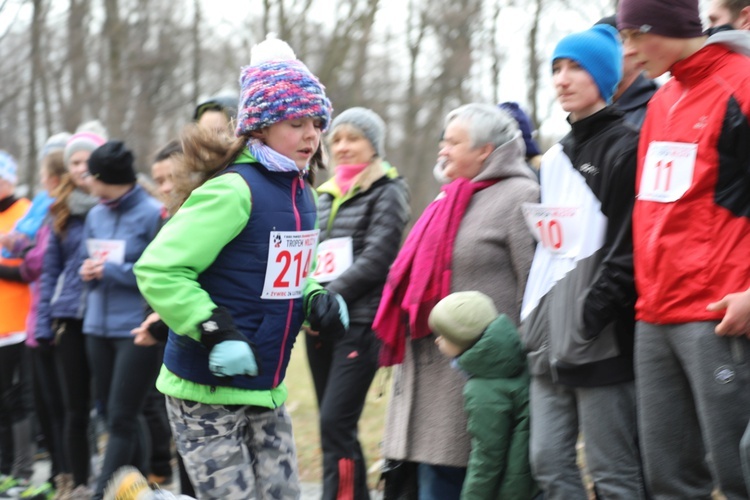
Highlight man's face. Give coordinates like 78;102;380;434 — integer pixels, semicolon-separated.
151;158;175;201
620;30;686;79
707;0;736;27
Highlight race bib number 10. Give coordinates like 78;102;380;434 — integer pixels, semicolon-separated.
521;203;584;257
261;230;320;300
638;141;697;203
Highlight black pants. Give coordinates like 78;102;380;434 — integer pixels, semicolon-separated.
0;342;30;477
85;335;161;500
142;344;172;479
55;319;92;487
306;323;380;500
30;344;68;479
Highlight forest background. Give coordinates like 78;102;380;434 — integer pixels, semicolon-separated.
0;0;632;217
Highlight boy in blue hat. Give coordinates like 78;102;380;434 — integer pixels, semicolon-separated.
520;24;646;499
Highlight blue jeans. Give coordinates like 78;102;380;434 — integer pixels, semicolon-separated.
417;463;466;500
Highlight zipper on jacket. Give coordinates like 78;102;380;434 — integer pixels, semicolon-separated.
102;211;122;337
274;176;303;387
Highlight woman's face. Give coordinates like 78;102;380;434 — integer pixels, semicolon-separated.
438;121;490;181
68;150;91;188
329;126;375;166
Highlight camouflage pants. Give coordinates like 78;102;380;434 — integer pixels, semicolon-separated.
166;396;300;500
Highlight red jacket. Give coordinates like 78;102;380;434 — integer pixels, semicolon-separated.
634;38;750;324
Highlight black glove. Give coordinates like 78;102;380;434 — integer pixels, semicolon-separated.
198;307;253;350
147;318;169;343
305;291;349;341
197;307;260;378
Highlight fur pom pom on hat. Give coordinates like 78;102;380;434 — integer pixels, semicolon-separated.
235;34;333;136
0;151;18;185
428;291;499;352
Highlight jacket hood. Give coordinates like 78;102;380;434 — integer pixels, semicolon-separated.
473;131;537;183
706;30;750;57
458;314;526;379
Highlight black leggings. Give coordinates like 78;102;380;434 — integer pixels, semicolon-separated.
85;335;161;500
30;344;68;479
0;342;29;477
55;318;92;487
306;323;380;500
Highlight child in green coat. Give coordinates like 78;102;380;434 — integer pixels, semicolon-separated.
429;291;538;500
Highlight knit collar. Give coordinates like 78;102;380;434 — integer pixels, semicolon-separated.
102;184;140;211
67;188;99;217
246;139;307;174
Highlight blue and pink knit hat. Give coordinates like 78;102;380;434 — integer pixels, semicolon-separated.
0;151;17;185
235;35;333;136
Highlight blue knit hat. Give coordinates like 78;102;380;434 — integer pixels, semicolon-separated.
552;24;623;104
235;35;332;136
0;151;17;185
498;102;540;157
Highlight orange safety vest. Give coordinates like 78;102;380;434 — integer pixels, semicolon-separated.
0;197;31;336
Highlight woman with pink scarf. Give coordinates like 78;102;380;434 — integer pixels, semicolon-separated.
374;103;539;499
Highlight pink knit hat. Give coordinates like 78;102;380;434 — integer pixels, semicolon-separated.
235;35;332;136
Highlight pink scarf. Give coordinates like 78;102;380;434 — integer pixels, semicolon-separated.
373;177;497;366
334;163;369;195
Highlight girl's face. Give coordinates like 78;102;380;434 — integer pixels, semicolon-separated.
254;117;323;170
39;166;61;192
329;125;375;166
68;150;92;188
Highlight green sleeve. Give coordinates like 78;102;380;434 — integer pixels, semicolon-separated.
302;186;323;312
134;173;251;339
461;383;512;499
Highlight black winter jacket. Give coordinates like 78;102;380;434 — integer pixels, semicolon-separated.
317;165;410;325
521;107;639;387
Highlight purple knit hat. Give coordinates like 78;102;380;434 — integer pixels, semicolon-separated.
617;0;702;38
235;35;332;136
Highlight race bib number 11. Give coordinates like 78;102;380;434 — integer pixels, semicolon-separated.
638;141;697;203
261;230;319;299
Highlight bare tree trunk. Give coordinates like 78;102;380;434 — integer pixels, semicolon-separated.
104;0;127;138
346;0;379;107
490;0;502;104
66;0;88;131
26;0;44;194
192;0;201;105
399;0;427;174
526;0;543;128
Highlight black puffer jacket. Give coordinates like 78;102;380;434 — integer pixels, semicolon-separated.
317;163;410;325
